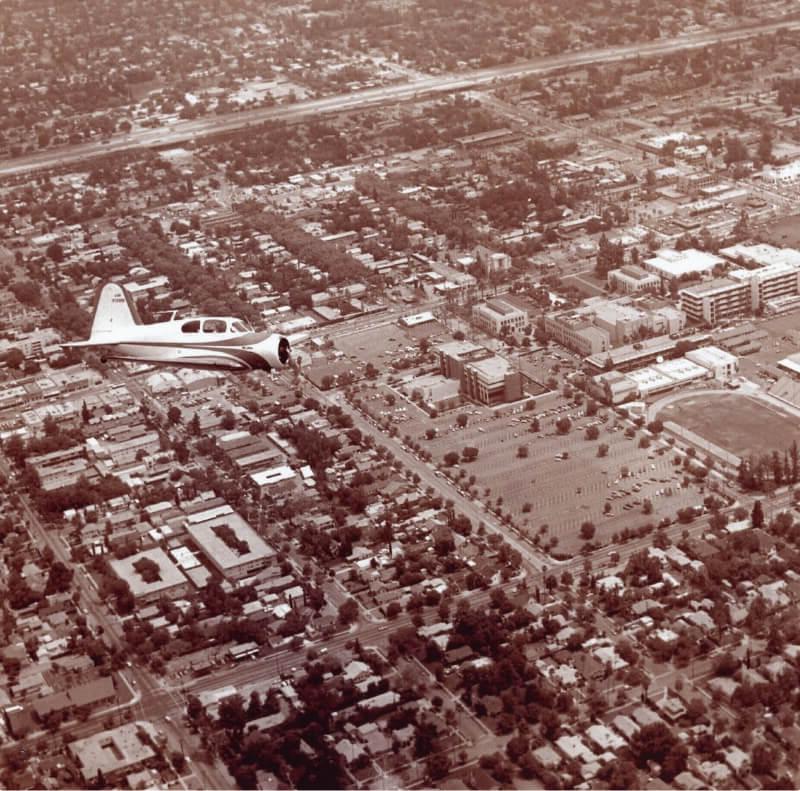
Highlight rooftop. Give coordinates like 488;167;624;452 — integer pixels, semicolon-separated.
679;277;747;297
109;547;188;599
466;355;514;382
645;248;724;278
186;510;275;570
69;721;159;781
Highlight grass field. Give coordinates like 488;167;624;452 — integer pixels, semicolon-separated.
762;214;800;248
660;394;800;458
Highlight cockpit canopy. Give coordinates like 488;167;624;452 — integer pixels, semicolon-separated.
180;318;253;334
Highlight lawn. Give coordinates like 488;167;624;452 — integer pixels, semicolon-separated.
762;214;800;248
660;394;800;458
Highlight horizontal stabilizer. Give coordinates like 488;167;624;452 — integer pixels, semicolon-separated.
61;340;108;348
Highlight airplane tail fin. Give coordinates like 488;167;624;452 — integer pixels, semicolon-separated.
89;283;142;343
72;282;142;345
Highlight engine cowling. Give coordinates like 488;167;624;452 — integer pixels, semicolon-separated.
256;334;291;370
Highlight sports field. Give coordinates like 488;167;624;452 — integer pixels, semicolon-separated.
660;394;800;458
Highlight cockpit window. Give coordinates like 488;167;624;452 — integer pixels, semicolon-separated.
203;319;227;333
181;320;201;333
231;321;249;333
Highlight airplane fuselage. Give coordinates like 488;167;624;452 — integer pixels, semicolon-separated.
94;318;283;372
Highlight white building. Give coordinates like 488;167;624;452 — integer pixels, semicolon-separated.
763;159;800;184
186;507;275;581
250;464;298;496
729;262;800;311
644;248;724;281
686;346;738;381
679;278;750;325
110;547;191;604
472;299;528;337
608;265;660;294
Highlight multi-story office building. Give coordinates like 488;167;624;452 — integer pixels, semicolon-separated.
678;278;750;326
472;299;529;337
729;262;800;311
543;313;611;356
462;356;522;406
436;341;490;380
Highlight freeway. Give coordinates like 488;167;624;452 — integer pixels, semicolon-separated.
1;18;798;178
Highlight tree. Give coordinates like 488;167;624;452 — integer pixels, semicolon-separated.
630;722;680;769
456;413;468;428
751;499;764;529
517;445;529;458
597;443;609;458
338;597;359;625
555;416;571;435
443;451;459;467
585;425;600;440
603;758;640;790
45;561;73;594
426;753;451;781
752;742;777;775
217;694;247;735
724;135;748;165
462;446;479;462
4;348;23;369
642;498;653;515
46;242;65;263
167;406;182;425
580;521;596;541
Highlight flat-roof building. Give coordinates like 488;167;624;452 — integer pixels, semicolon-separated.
729;262;800;311
608;265;660;294
472;299;528;337
69;722;160;785
588;371;639;405
544;313;611;357
462;356;522;406
679;278;749;325
250;464;298;496
644;248;724;281
545;297;684;354
186;507;275;581
110;547;191;604
686;346;738;381
436;340;490;380
719;243;800;270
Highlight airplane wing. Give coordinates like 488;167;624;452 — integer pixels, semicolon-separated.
61;340;110;348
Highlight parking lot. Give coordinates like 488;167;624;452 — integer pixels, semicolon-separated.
334;322;436;369
422;401;705;555
732;313;800;383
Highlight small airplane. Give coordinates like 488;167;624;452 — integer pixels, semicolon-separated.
63;282;292;372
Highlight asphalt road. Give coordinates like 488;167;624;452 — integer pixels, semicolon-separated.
1;17;797;177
